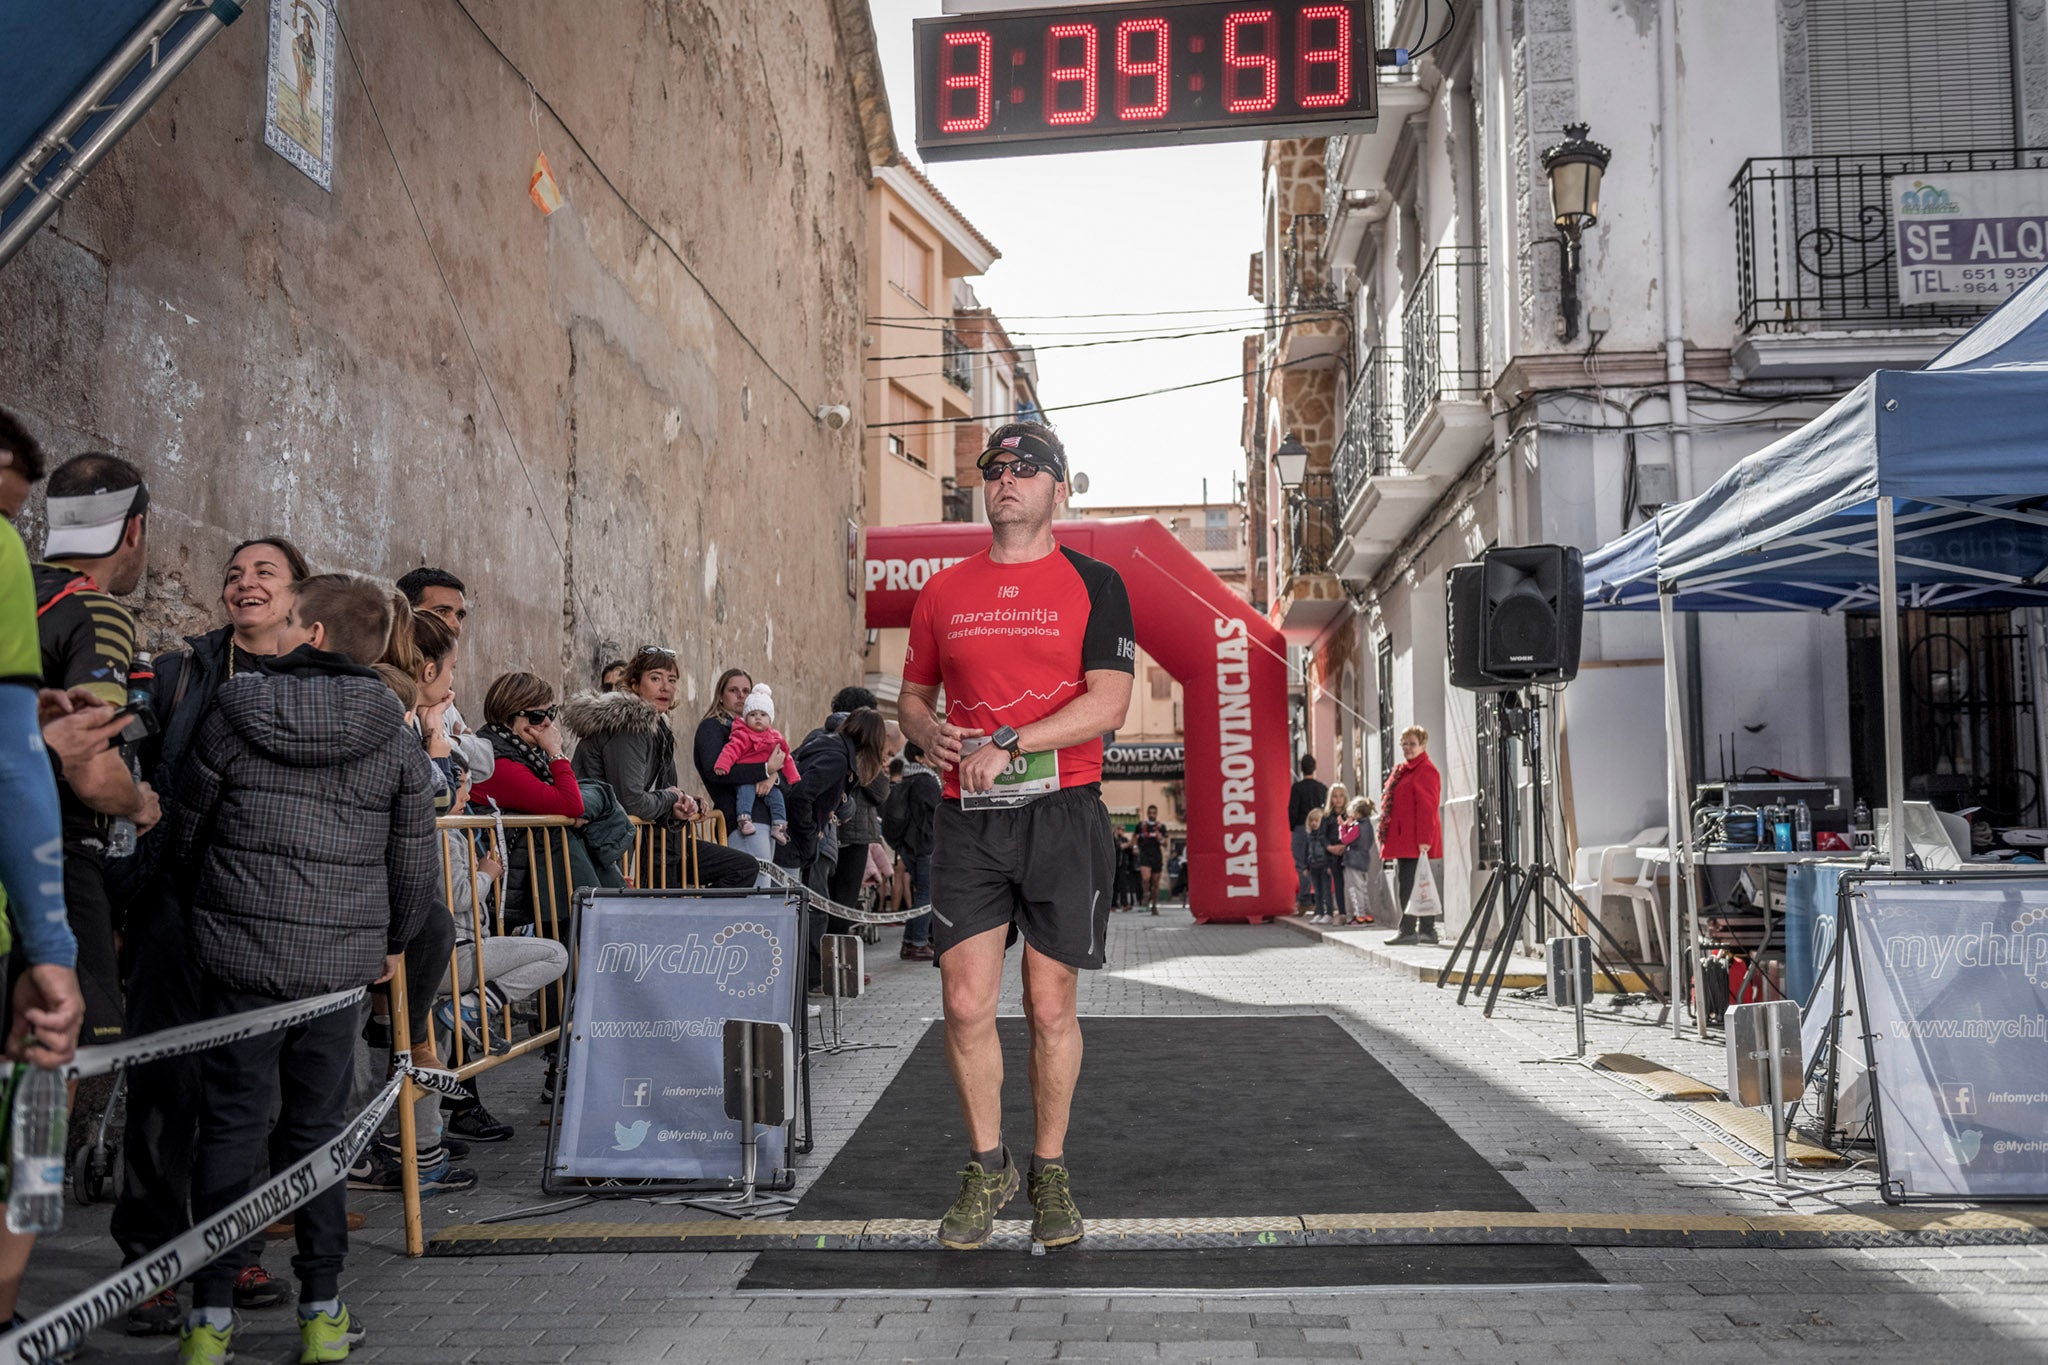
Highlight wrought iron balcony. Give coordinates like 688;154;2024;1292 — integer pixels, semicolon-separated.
1732;148;2048;333
941;325;974;392
1331;346;1405;510
1321;136;1350;226
1286;471;1338;578
1283;212;1345;312
1401;246;1486;434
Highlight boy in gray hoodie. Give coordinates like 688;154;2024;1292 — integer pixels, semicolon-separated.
170;573;436;1365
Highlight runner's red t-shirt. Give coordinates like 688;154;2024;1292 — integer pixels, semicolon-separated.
904;544;1136;800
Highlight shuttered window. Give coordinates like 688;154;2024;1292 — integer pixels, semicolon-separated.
1806;0;2015;155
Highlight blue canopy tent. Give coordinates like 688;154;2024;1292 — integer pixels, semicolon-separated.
0;0;242;270
1581;266;2048;1033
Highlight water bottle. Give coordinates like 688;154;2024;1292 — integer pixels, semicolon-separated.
1772;802;1793;854
103;651;151;860
1795;800;1814;852
7;1065;67;1233
1853;797;1871;831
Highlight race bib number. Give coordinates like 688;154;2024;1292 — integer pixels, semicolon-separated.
958;737;1060;811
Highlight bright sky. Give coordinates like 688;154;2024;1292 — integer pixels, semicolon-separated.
867;0;1265;510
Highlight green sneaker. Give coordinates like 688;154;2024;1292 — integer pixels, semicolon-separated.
297;1305;364;1364
1027;1162;1085;1247
937;1148;1019;1250
177;1318;233;1365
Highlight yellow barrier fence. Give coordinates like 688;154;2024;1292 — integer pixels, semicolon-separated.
389;810;733;1256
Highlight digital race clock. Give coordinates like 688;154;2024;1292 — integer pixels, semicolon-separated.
914;1;1379;161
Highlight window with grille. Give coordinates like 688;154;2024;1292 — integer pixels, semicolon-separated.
1806;0;2015;155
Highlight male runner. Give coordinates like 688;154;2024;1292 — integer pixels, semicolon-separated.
898;421;1134;1251
1134;805;1166;913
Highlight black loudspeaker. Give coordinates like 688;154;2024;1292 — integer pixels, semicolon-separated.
1446;545;1584;691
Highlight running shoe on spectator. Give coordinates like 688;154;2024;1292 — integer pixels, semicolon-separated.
347;1143;476;1193
127;1288;182;1336
233;1264;290;1309
445;1097;513;1143
298;1304;364;1363
176;1316;232;1365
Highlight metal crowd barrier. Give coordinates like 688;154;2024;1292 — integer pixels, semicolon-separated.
388;811;729;1257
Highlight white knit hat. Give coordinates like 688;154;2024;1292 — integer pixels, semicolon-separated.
743;683;775;721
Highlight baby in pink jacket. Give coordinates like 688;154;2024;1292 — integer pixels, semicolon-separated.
715;683;802;841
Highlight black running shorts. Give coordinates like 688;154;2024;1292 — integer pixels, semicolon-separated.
930;784;1115;970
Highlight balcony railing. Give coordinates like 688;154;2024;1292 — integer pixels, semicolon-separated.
1401;246;1486;433
1286;471;1337;578
941;325;973;392
1332;346;1405;509
1284;212;1344;312
1733;148;2048;333
1322;137;1350;226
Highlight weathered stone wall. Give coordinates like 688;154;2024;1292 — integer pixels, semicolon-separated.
0;0;877;725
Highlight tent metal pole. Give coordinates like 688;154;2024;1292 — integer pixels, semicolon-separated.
0;0;240;272
1877;499;1906;872
1660;592;1704;1039
2030;610;2048;831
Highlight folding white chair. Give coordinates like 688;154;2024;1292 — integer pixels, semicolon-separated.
1569;825;1668;964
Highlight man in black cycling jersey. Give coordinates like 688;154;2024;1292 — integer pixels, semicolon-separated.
898;422;1134;1252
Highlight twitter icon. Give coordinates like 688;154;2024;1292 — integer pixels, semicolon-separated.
613;1119;651;1152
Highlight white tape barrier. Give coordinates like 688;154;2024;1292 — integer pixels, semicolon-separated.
64;989;367;1082
0;1068;408;1365
756;861;928;927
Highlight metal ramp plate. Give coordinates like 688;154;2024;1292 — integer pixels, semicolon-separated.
1592;1053;1726;1101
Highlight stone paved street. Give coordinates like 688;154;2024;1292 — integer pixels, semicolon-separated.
32;906;2048;1363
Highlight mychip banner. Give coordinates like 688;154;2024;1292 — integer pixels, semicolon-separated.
555;889;800;1183
1846;877;2048;1201
1892;167;2048;307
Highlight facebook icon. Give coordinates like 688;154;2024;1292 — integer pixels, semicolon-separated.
622;1077;652;1108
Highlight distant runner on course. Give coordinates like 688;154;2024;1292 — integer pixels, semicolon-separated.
898;420;1134;1252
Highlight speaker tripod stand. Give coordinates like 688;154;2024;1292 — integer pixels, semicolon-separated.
1435;690;1663;1018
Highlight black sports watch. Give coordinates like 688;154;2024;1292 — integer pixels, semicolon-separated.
992;725;1023;758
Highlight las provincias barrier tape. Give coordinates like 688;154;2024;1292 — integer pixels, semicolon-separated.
755;862;927;927
63;988;368;1082
0;1068;405;1365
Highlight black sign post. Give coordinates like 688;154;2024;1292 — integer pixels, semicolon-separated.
916;1;1379;161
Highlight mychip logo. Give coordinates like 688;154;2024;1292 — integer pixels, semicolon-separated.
590;925;785;998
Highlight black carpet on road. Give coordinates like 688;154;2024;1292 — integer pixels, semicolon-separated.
741;1014;1601;1291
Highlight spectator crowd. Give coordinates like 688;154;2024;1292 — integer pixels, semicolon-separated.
0;407;941;1363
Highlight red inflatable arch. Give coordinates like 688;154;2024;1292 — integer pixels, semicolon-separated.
864;518;1296;923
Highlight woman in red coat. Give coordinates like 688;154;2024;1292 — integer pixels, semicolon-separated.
1380;724;1444;945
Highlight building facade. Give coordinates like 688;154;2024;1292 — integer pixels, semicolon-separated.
861;164;1041;712
1;0;894;723
1246;0;2048;932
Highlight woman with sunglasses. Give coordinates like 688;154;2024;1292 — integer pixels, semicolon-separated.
563;647;759;889
472;674;584;819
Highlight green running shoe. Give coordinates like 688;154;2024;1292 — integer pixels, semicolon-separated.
937;1148;1018;1250
297;1305;364;1364
177;1318;233;1365
1027;1162;1085;1247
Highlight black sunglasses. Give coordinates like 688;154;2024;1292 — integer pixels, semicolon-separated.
516;706;560;725
979;457;1056;485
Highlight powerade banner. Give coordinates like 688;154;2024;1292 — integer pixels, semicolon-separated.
1102;742;1183;781
1892;168;2048;307
556;891;798;1181
1846;879;2048;1201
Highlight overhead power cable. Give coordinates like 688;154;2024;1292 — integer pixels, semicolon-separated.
866;311;1341;338
865;355;1319;428
866;305;1287;323
865;321;1299;362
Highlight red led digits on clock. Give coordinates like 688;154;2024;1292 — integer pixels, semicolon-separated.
1044;23;1099;125
939;30;993;132
1296;5;1350;108
1115;19;1170;121
1223;10;1278;114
